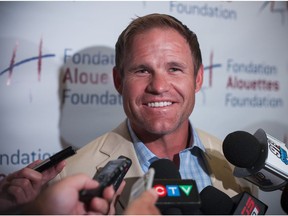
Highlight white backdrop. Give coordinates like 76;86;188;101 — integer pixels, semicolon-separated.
0;1;287;214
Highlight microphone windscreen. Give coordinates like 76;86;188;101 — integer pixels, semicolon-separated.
149;159;181;179
222;131;261;168
200;186;233;215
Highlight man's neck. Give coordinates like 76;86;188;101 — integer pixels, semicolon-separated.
135;121;191;160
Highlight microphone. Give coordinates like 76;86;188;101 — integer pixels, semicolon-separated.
232;191;268;215
150;158;181;179
223;128;288;191
200;186;268;215
281;183;288;214
199;186;234;214
149;159;201;215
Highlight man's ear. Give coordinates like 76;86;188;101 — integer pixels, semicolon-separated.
195;64;204;93
113;67;123;95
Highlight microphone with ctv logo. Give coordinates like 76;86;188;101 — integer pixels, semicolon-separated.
149;159;201;215
200;186;268;215
223;128;288;191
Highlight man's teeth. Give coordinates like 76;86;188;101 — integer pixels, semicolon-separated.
148;101;172;107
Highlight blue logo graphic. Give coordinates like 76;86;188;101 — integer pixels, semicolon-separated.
167;185;180;196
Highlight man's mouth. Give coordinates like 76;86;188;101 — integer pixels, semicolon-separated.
147;101;173;108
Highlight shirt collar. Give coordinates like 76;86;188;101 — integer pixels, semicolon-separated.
187;123;206;153
127;120;206;170
127;120;158;169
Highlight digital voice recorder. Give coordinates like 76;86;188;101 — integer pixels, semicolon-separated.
79;155;132;203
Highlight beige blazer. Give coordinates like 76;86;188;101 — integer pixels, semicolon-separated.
53;120;255;212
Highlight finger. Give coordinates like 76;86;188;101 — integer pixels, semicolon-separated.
116;180;126;195
54;160;66;172
6;168;43;194
145;188;159;202
9;177;33;193
41;160;66;184
88;196;110;214
107;181;126;215
6;167;41;182
27;160;42;169
124;188;160;215
102;185;115;203
51;174;99;192
7;184;27;204
8;177;41;202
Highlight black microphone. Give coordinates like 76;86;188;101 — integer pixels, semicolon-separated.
199;186;234;215
200;186;268;215
223;128;288;191
281;183;288;214
150;158;181;179
149;159;201;215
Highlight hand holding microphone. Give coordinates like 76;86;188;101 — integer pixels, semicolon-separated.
0;147;71;213
23;173;115;215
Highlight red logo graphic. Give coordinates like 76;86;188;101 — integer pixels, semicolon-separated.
241;197;260;215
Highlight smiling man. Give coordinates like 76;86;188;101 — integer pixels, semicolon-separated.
54;13;255;214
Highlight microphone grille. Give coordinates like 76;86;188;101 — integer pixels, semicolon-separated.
149;159;181;179
200;186;234;214
223;131;262;168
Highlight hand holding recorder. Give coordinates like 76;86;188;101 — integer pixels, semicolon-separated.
18;172;158;215
0;146;75;212
23;173;115;215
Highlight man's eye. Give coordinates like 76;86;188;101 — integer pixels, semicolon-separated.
136;69;149;74
169;68;181;72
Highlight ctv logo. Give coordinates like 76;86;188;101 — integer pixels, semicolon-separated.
241;197;260;215
154;184;193;197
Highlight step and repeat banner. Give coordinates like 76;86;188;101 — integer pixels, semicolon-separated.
0;1;287;214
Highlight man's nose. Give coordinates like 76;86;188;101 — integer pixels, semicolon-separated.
147;72;170;94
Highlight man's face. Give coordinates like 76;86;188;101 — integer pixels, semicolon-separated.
114;28;203;139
